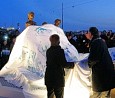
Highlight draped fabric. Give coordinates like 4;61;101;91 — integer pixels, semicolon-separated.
0;24;114;98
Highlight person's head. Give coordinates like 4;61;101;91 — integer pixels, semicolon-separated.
86;27;99;40
67;32;72;40
3;40;7;45
54;19;61;27
42;22;47;25
28;12;34;21
12;36;16;43
50;34;60;46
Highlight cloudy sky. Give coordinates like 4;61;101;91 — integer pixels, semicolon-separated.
0;0;115;32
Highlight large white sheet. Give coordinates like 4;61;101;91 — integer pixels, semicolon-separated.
0;24;114;98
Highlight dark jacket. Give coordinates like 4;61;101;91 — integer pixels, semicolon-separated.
45;45;67;87
88;37;115;92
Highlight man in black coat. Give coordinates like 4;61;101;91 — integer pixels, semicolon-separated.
86;27;115;98
45;34;67;98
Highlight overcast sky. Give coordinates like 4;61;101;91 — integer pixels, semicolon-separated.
0;0;115;32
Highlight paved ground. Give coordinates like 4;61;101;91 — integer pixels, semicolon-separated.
0;77;115;98
0;77;25;98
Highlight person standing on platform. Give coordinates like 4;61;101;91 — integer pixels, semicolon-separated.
86;27;115;98
54;19;61;27
25;11;37;28
45;34;67;98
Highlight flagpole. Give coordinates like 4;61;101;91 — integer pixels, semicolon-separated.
62;3;63;29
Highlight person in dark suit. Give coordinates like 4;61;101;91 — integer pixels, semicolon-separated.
45;34;67;98
86;27;115;98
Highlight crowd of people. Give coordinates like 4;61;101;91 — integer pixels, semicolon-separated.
0;29;19;70
66;30;115;53
0;11;115;98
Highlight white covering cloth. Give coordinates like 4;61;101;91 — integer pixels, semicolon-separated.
0;24;115;98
